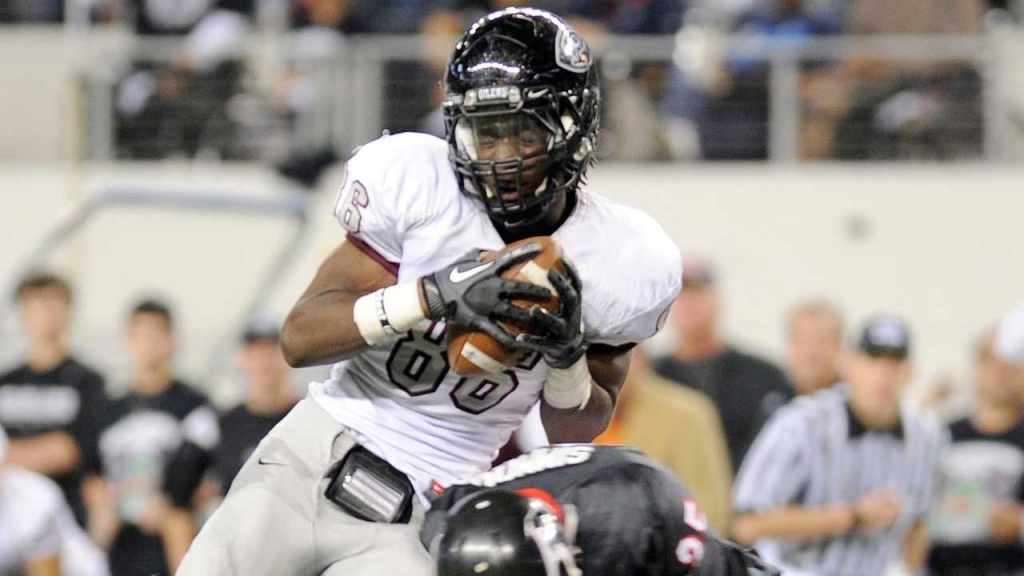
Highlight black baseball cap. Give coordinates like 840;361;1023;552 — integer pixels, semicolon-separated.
854;315;911;359
242;317;281;345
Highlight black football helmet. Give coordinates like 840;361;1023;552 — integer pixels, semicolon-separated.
443;8;601;228
432;489;582;576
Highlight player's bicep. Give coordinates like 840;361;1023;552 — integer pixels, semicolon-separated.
586;343;634;404
298;240;397;303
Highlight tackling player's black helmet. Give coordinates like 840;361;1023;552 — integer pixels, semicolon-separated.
443;8;601;228
431;489;582;576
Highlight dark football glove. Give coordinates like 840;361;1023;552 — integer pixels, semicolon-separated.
419;243;553;348
514;258;586;369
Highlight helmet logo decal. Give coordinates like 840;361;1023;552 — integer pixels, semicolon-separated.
555;28;590;73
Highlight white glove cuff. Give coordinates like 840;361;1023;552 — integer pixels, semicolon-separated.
353;282;425;345
543;356;592;410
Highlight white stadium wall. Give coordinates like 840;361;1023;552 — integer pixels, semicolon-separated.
0;162;1021;404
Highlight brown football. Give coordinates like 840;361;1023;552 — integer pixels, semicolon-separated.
447;236;565;376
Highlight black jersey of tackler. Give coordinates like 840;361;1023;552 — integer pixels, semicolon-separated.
423;445;706;576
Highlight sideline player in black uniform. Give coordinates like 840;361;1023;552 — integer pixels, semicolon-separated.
422;445;778;576
0;272;109;527
87;300;219;576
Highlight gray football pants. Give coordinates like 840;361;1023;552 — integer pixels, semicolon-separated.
177;398;435;576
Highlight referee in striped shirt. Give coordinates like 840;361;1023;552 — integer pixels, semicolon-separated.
731;315;947;575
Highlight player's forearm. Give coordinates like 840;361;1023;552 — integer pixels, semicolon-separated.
540;380;613;443
281;290;371;367
283;281;428;367
540;348;629;443
732;506;856;545
6;432;81;476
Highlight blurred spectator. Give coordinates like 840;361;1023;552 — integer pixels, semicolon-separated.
279;0;432;156
0;425;110;576
928;329;1024;576
210;320;295;496
111;0;255;159
665;0;841;160
566;0;685;160
850;0;984;35
802;0;985;160
652;258;793;474
786;299;843;395
0;0;63;22
0;272;109;529
566;0;684;34
85;300;218;576
291;0;428;34
732;315;946;575
594;351;733;534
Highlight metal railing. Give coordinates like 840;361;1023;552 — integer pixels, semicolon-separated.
76;25;1024;163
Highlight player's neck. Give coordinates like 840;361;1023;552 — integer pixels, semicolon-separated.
973;401;1023;435
245;383;295;416
27;338;67;372
133;366;174;396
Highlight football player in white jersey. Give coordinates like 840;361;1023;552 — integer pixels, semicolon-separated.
179;7;680;576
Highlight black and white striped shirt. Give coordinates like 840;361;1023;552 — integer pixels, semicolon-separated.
733;385;948;576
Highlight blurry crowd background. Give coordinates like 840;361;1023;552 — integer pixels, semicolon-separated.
4;264;1024;575
2;0;1024;575
4;0;1024;164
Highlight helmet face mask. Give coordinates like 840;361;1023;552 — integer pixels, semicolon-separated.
525;499;582;576
443;8;600;228
434;489;582;576
451;108;560;222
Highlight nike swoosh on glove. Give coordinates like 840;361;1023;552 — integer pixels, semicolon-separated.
419;243;553;349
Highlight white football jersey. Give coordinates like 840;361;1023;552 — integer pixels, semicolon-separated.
310;132;681;496
0;467;109;576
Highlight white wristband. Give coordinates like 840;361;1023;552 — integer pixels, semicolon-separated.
543;356;593;410
353;282;426;346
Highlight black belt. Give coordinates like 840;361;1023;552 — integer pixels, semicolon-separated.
324;445;415;524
